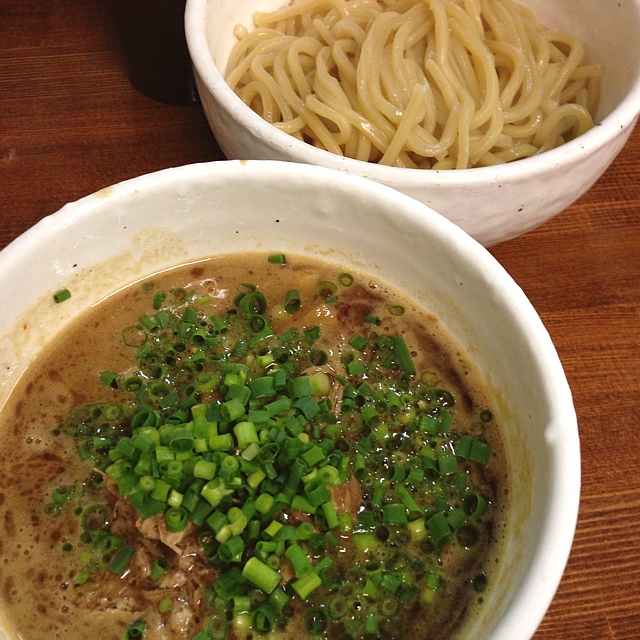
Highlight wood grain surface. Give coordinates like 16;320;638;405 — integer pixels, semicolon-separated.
1;1;639;638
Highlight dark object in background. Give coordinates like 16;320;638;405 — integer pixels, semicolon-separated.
111;0;199;105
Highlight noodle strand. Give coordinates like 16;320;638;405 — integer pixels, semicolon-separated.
225;0;601;169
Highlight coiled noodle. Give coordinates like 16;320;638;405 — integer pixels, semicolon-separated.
225;0;602;169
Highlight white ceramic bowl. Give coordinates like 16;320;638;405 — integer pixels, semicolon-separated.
0;160;579;639
185;0;640;246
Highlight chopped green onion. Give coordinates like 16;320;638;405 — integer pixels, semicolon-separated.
218;535;245;563
469;440;493;465
53;288;71;303
364;611;379;637
81;503;110;533
328;595;348;619
242;557;281;594
457;523;481;548
252;603;276;634
383;503;408;525
349;335;368;351
203;613;228;640
463;491;488;518
304;606;328;634
149;557;168;581
391;335;416;375
165;506;188;532
108;544;135;575
213;566;244;600
285;543;313;578
234;421;259;450
158;595;173;613
284;289;302;314
427;512;452;545
304;477;331;507
51;485;72;505
317;281;337;300
125;619;145;639
295;521;315;540
292;570;322;600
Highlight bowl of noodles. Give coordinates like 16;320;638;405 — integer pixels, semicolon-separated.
0;160;579;640
185;0;640;246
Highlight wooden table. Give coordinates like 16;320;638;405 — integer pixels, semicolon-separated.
1;1;639;638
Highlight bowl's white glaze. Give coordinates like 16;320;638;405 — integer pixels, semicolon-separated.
0;160;579;639
185;0;640;246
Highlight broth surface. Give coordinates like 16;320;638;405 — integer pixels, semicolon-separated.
0;253;508;639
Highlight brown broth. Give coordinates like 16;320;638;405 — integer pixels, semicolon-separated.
0;253;508;640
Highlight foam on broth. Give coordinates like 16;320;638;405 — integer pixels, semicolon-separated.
0;253;508;640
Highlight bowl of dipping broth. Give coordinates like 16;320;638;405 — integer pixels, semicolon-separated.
0;160;579;640
185;0;640;246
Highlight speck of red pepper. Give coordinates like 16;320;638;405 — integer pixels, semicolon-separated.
337;304;350;322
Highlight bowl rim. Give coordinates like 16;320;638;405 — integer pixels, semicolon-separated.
184;0;640;186
0;159;580;640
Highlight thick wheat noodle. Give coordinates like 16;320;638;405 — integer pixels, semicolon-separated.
308;49;354;144
317;87;392;150
543;32;585;101
306;94;354;144
388;5;427;102
358;14;406;128
469;109;504;158
381;83;428;164
312;46;392;147
272;49;346;152
250;53;293;120
462;0;483;36
226;33;292;89
449;14;500;129
313;47;350;108
451;36;482;103
490;41;527;108
284;39;318;97
455;96;475;168
225;0;601;169
278;114;307;135
312;16;337;44
253;0;346;26
237;80;280;122
533;102;594;147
